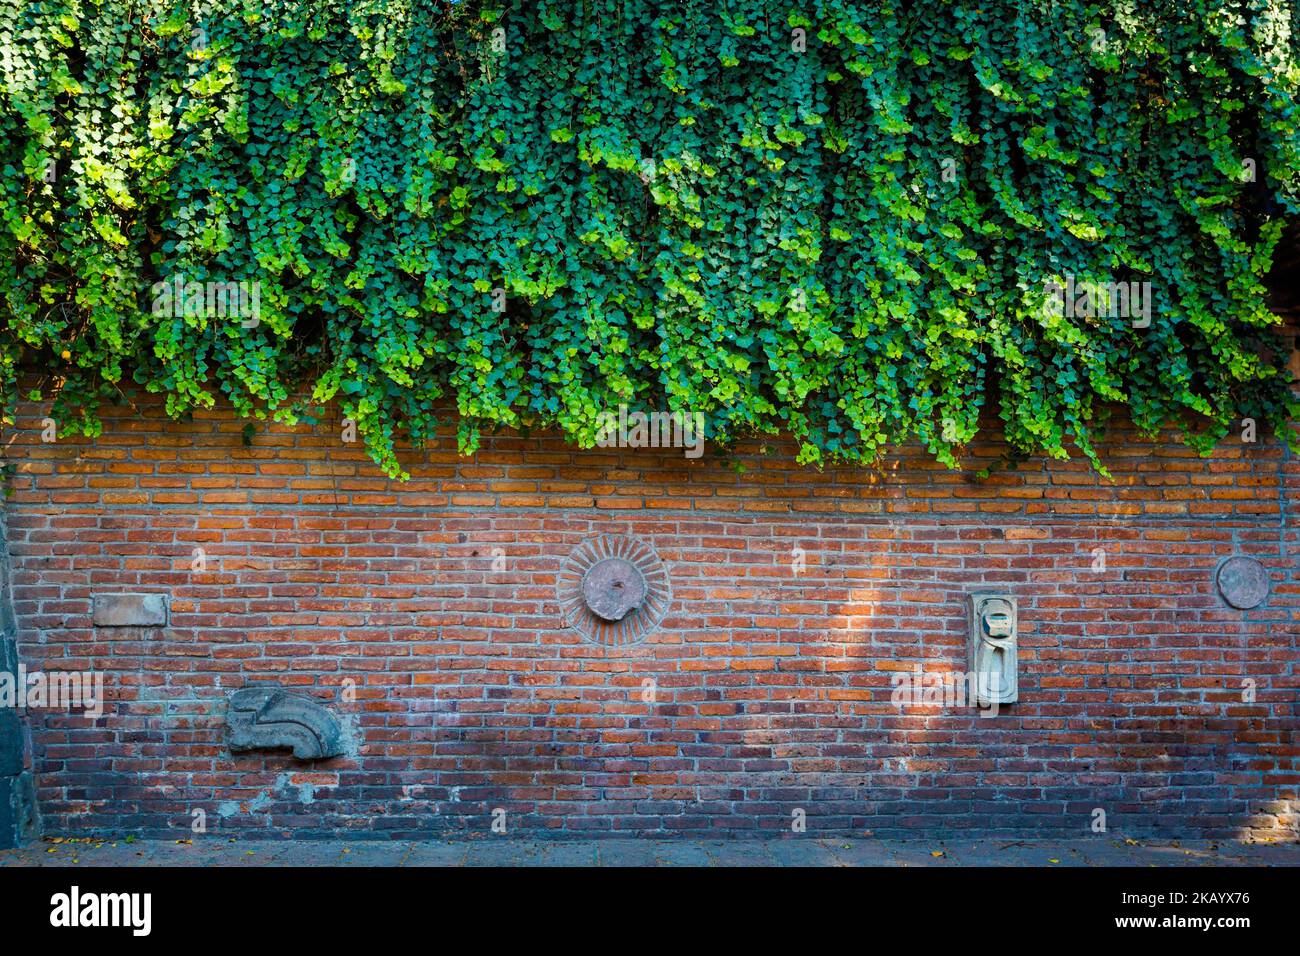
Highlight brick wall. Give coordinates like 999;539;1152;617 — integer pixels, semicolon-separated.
2;396;1297;840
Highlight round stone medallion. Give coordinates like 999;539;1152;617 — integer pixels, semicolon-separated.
559;535;671;647
581;557;647;622
1215;556;1269;610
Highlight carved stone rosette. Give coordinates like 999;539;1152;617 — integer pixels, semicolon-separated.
558;535;671;647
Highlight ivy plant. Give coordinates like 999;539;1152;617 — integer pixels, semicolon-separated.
2;0;1298;478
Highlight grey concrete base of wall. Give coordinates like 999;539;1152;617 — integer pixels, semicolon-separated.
0;512;35;850
0;770;37;851
0;705;38;848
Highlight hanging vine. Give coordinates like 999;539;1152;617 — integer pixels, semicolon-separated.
2;0;1297;477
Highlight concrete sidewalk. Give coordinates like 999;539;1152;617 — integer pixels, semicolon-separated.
3;836;1298;867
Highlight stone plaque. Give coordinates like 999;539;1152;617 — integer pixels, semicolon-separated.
558;535;671;647
92;593;169;628
1215;556;1269;610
